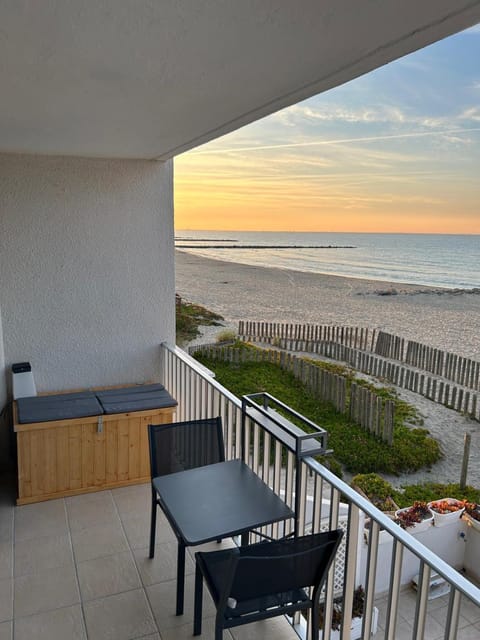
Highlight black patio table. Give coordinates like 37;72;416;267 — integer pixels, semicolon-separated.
152;458;294;615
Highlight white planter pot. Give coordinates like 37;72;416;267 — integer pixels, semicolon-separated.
394;507;433;533
428;499;465;527
463;512;480;532
329;607;379;640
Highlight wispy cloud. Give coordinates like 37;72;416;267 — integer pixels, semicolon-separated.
460;107;480;121
188;128;480;155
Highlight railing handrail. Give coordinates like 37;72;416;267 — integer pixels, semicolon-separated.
304;455;480;606
161;342;480;609
162;342;242;408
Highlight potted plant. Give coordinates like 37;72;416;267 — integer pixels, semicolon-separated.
351;474;399;514
318;586;379;640
428;498;465;527
394;501;433;533
463;502;480;532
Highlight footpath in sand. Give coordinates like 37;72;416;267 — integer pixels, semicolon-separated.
176;250;480;490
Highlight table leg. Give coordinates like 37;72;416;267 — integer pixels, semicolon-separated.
176;542;186;615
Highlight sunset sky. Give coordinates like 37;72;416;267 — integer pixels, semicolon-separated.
174;25;480;234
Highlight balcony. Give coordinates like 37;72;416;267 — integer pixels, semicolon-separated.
1;343;480;639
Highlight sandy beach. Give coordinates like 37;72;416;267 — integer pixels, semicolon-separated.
176;249;480;488
176;250;480;359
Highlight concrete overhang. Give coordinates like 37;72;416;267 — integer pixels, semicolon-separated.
1;1;479;160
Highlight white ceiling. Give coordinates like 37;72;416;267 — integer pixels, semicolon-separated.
1;1;479;160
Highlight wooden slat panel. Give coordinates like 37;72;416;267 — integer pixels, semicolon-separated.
94;423;106;487
128;417;141;479
56;427;69;492
82;424;95;487
68;425;83;490
106;420;118;484
44;428;57;494
117;419;130;481
17;432;32;498
30;430;45;497
139;416;151;478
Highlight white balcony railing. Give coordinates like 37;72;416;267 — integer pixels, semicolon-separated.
160;343;480;640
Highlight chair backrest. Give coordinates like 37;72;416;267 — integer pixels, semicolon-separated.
228;530;342;603
148;417;225;478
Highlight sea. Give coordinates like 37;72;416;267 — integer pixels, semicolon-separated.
175;231;480;290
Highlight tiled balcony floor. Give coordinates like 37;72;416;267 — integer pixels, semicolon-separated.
0;474;298;640
1;473;479;640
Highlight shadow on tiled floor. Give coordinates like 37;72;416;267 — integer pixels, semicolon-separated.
1;474;479;640
0;477;298;640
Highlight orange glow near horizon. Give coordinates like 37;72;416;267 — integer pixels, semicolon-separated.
174;27;480;235
174;27;480;236
174;150;480;234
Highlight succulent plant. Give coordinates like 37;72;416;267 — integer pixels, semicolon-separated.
394;501;431;529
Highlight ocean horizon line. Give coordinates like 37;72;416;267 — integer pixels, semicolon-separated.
175;229;480;237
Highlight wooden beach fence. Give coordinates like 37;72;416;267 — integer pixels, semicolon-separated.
238;320;372;351
237;321;480;422
191;344;395;444
239;323;480;393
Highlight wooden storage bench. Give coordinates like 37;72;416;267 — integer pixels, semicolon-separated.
14;384;176;505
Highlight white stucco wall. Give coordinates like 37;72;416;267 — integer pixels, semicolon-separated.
0;153;174;403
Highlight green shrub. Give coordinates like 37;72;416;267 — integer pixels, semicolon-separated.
216;329;237;343
393;483;480;508
351;473;398;511
176;300;223;345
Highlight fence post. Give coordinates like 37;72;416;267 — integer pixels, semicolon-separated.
460;433;472;489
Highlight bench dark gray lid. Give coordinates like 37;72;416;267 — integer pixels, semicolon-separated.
96;385;177;414
95;384;165;400
17;391;103;424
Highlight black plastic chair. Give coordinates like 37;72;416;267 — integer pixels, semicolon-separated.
148;416;225;557
194;530;343;640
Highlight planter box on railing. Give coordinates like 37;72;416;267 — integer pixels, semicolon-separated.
241;392;330;459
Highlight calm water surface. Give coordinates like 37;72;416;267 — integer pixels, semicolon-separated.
175;231;480;290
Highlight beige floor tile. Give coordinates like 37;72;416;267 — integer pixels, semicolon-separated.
456;624;480;640
14;533;73;577
422;612;452;640
71;520;129;562
14;500;67;543
66;491;120;532
76;550;141;601
384;620;415;640
14;604;87;640
146;573;216;631
160;615;234;640
229;616;299;640
0;620;12;640
83;588;157;640
0;543;12;580
122;512;176;550
112;484;151;519
0;508;13;544
134;542;194;587
461;596;480;624
134;635;161;640
13;564;79;618
0;578;13;623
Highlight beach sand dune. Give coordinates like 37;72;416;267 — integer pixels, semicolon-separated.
176;250;480;488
